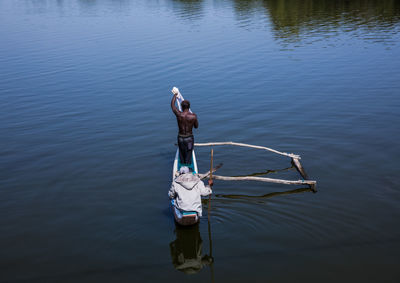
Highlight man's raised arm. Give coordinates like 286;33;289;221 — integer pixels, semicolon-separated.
171;93;180;116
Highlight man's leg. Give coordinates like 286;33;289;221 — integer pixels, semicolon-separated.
183;136;194;164
178;136;186;164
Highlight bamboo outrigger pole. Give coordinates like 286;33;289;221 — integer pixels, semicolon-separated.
211;175;316;186
195;141;317;192
195;141;300;159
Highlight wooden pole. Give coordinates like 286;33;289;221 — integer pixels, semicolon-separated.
291;157;317;192
207;148;214;283
210;148;214;180
208;148;213;212
211;174;316;186
195;141;300;159
291;158;308;179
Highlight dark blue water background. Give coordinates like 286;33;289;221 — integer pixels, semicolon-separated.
1;0;400;282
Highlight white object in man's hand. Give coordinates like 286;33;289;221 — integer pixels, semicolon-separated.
171;87;179;95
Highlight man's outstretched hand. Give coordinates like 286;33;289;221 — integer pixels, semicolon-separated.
208;179;214;187
171;87;179;95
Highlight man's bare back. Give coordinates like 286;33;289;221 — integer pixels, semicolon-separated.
171;90;199;165
171;94;199;136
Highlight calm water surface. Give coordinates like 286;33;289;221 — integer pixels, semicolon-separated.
1;0;400;282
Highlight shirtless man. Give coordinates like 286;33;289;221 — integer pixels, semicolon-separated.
171;88;199;165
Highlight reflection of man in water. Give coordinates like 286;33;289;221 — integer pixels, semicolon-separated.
169;223;213;274
171;87;198;165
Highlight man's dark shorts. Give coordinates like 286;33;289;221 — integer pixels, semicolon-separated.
178;134;194;165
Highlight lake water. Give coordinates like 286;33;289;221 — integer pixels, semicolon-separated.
1;0;400;282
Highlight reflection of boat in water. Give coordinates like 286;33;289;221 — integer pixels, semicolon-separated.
169;223;213;274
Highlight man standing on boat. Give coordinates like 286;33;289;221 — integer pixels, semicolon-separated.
171;87;198;166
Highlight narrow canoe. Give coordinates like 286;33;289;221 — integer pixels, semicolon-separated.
171;149;199;226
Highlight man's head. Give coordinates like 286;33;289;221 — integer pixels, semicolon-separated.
180;166;190;174
181;100;190;111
